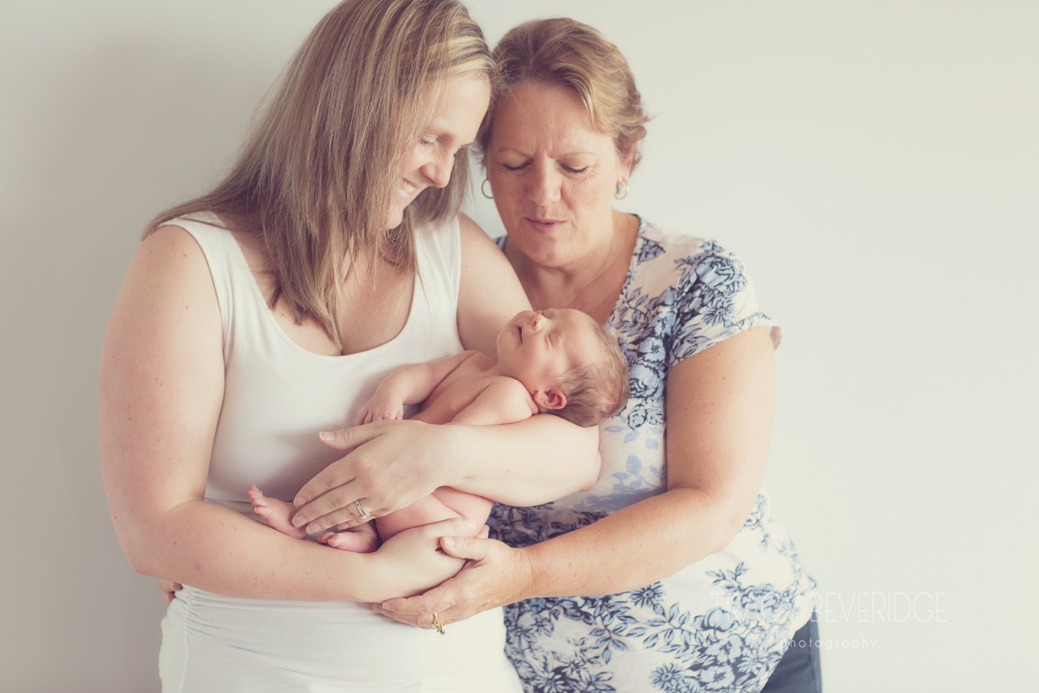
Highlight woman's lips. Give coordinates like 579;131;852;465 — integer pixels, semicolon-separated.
400;179;421;201
525;217;564;234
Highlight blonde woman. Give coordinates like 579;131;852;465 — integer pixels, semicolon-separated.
99;2;596;690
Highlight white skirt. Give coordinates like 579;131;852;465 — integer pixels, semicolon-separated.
160;586;522;692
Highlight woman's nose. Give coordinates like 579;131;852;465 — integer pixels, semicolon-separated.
422;153;454;188
527;164;561;207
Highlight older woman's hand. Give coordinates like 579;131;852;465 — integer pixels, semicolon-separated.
368;518;478;600
374;531;535;629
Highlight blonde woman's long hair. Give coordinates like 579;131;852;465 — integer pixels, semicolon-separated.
146;0;494;348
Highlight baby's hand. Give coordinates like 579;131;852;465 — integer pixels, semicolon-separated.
358;387;405;424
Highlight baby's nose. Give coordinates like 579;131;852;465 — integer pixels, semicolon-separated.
528;313;543;331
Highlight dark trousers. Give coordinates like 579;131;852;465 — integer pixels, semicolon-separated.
761;616;823;693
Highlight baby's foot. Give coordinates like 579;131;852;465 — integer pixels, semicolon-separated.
318;523;379;553
249;484;307;540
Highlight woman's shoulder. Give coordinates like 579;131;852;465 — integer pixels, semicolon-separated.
453;212;514;265
629;218;750;292
136;215;242;343
151;213;244;268
108;223;225;361
635;218;733;261
133;217;232;301
615;217;776;364
157;211;229;240
141;222;218;275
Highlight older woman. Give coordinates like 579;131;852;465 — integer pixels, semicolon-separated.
378;18;819;693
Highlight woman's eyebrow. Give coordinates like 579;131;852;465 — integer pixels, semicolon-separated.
494;146;532;157
425;122;473;147
496;147;598;158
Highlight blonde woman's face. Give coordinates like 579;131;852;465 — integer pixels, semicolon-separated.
385;74;491;230
485;81;631;269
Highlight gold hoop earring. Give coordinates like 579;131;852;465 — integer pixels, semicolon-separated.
615;180;629;200
481;178;494;200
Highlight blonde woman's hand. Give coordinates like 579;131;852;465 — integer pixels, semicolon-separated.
156;577;182;604
289;420;457;535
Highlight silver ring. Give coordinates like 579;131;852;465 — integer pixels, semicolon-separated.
354;500;373;522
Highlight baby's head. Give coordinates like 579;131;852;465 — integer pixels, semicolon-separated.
496;308;629;426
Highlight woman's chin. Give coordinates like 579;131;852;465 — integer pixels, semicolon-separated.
511;235;574;268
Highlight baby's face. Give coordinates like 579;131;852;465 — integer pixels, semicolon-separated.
496;308;598;391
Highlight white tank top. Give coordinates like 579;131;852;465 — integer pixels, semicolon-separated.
171;213;465;515
159;215;521;692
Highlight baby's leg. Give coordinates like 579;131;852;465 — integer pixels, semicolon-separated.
431;487;494;529
375;489;493;542
318;523;379;553
251;484;379;552
248;484;307;540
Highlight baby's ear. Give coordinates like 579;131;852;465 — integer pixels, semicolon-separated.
534;388;567;412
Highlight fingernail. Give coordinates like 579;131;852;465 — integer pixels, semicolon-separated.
318;431;334;442
291;514;306;527
462;520;475;532
442;536;456;548
293;497;304;507
306;523;320;534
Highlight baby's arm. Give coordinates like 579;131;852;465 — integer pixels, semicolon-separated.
359;351;478;424
373;378;536;541
448;378;538;427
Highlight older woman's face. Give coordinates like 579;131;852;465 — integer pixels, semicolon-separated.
486;81;631;269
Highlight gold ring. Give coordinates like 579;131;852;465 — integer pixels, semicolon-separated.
432;612;446;635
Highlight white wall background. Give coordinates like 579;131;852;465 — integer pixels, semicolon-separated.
1;1;1035;690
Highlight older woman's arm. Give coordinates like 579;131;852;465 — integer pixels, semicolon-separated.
376;326;775;625
101;227;473;602
291;215;601;534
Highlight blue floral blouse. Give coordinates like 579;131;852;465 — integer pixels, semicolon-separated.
491;219;814;693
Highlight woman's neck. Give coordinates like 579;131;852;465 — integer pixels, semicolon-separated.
512;210;638;324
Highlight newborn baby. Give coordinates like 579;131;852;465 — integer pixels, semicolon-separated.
250;308;629;551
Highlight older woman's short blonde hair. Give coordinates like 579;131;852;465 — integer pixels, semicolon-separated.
478;17;649;170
